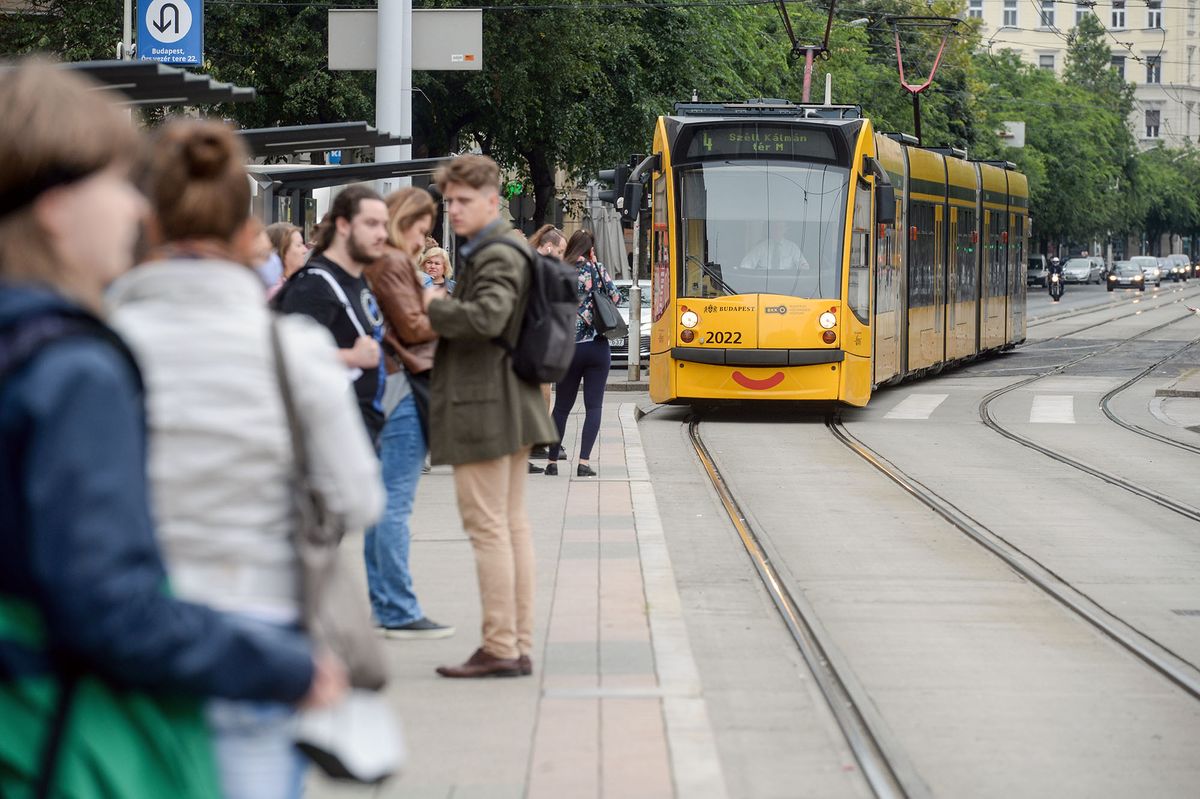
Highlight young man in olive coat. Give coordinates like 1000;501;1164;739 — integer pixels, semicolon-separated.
423;155;558;678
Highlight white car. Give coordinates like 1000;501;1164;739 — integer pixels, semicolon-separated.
610;279;652;365
1130;255;1162;287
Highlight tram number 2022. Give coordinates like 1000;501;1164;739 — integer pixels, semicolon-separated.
702;331;742;344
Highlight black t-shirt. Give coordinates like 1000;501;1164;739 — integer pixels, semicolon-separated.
274;254;386;439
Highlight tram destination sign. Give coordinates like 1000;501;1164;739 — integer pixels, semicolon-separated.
686;125;837;160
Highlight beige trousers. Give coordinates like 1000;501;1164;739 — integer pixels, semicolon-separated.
452;448;535;660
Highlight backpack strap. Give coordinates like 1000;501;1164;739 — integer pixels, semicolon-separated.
295;265;368;338
467;238;535;356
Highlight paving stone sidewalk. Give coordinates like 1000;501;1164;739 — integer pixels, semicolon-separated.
308;398;725;799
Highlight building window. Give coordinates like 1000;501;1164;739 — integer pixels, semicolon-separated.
1148;0;1162;28
1147;55;1162;83
1146;109;1161;138
1040;0;1055;27
1112;0;1126;28
1112;55;1125;79
1003;0;1018;27
1076;4;1088;25
969;0;983;19
1039;53;1055;70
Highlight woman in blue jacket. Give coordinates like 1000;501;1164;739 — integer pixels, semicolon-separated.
0;61;343;797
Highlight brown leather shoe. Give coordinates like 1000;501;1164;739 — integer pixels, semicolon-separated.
518;654;533;676
436;648;523;678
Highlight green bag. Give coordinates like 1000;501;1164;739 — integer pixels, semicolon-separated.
0;597;221;799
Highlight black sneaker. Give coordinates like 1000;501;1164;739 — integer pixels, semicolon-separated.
528;461;545;474
530;445;549;458
576;463;596;478
380;618;455;640
544;462;558;476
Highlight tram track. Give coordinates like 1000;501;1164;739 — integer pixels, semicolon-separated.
979;311;1200;524
1025;283;1195;329
824;414;1200;704
688;418;921;799
1022;284;1200;347
1099;338;1200;455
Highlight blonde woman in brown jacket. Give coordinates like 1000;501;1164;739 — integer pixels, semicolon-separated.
361;187;453;639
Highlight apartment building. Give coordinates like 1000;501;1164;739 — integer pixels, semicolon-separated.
972;0;1200;149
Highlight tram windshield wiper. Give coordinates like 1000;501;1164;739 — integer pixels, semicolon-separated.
687;254;738;297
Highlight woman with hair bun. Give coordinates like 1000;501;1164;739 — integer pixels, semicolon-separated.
108;119;385;798
0;62;348;799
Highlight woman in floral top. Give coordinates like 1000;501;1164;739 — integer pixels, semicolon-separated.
545;229;622;477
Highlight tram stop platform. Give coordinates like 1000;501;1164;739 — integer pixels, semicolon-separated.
309;395;726;799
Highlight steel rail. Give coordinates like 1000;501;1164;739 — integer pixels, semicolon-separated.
826;416;1200;701
1023;285;1200;345
688;418;919;799
1099;338;1200;455
1025;283;1199;328
979;312;1200;524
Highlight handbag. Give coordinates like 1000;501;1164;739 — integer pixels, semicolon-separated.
590;264;629;341
268;322;387;691
0;598;221;799
407;369;432;444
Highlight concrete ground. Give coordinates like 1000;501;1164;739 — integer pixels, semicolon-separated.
308;283;1200;798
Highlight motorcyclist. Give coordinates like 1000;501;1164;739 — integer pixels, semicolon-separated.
1047;256;1065;300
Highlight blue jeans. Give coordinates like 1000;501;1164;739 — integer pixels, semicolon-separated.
364;392;426;627
205;616;306;799
207;697;305;799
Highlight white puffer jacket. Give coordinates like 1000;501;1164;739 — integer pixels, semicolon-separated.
109;259;384;623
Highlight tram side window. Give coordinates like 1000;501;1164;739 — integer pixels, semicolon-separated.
956;208;977;302
909;202;937;307
988;210;1005;293
848;179;871;323
652;171;669;322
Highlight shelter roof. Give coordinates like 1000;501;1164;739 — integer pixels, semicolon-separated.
250;157;451;191
63;60;255;106
239;123;409;159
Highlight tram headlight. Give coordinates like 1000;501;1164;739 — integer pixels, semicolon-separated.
818;312;837;330
681;310;699;329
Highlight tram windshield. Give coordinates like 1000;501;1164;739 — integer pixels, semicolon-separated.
678;161;848;300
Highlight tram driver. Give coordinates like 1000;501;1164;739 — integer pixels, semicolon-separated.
738;225;811;273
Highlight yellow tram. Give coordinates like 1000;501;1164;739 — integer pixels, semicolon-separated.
633;100;1029;406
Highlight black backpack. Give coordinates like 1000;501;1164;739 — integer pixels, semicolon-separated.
481;238;578;384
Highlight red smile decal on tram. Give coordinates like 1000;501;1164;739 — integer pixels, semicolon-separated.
731;371;785;390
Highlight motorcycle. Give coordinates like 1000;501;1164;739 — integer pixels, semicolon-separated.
1048;272;1064;302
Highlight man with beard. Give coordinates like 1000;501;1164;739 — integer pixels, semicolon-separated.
274;185;389;440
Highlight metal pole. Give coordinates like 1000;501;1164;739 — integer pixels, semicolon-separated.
122;0;133;59
628;214;642;382
801;47;815;103
376;0;406;195
399;0;413;186
912;93;922;146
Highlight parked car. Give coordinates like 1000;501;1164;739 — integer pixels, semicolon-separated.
1062;257;1102;284
1027;255;1049;287
1130;255;1162;287
1107;261;1146;292
611;279;652;366
1163;253;1191;282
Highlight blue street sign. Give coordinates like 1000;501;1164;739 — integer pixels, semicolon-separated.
137;0;203;66
329;150;343;165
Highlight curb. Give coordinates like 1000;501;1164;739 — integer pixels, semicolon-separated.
605;381;650;393
1155;368;1200;398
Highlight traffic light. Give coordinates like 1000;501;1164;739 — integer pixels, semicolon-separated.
597;164;630;207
